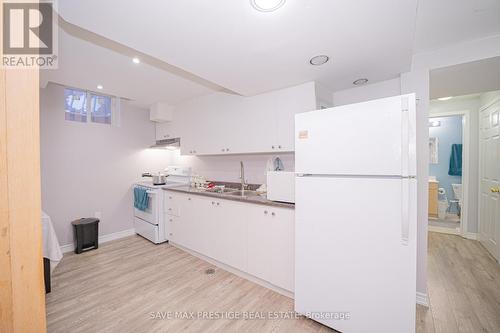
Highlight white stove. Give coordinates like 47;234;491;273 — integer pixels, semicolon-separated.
133;166;191;244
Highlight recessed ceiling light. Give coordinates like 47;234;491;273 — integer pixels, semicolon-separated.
309;55;329;66
437;96;453;101
97;85;103;90
429;120;441;127
132;57;140;64
250;0;286;12
353;78;369;86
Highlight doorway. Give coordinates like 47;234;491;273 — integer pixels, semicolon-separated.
428;111;468;235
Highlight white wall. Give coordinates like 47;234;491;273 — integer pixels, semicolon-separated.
332;78;401;106
40;84;172;246
479;89;500;108
429;96;481;233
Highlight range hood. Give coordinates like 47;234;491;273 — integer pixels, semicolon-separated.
150;138;180;149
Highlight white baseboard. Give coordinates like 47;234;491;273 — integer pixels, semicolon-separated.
463;232;477;240
60;228;136;254
416;292;429;307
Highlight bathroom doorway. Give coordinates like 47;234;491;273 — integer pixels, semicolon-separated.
427;104;471;236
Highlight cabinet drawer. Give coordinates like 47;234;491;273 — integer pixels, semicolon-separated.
164;192;180;216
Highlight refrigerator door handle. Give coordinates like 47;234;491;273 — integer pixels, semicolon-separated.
401;178;409;246
401;96;409;177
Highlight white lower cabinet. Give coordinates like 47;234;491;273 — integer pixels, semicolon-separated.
210;199;247;271
247;206;294;292
164;190;294;291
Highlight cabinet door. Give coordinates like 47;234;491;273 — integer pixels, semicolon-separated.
178;107;205;155
205;107;238;155
183;195;210;253
247;205;294;291
155;122;175;141
174;195;194;249
193;197;218;258
275;87;316;152
237;99;277;154
269;207;294;291
214;200;247;271
247;207;274;283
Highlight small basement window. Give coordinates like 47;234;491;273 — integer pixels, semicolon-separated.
90;93;112;124
64;88;113;125
64;88;87;122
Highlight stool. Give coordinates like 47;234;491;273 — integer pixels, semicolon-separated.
71;218;99;254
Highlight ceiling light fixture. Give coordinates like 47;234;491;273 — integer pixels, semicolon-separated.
429;120;441;127
132;57;140;64
309;55;329;66
97;85;103;90
250;0;286;12
437;96;453;101
353;78;369;86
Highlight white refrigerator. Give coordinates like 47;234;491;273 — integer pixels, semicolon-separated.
294;94;417;333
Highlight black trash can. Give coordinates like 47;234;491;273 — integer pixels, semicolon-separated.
71;218;99;254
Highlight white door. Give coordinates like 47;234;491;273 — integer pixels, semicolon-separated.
295;176;416;333
479;100;500;260
295;94;416;176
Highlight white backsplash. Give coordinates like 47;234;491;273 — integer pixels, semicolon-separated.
168;150;294;185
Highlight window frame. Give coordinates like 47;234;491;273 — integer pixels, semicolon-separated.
89;92;113;125
64;87;114;125
64;88;88;123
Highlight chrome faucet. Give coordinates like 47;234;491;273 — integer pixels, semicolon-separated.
240;161;246;192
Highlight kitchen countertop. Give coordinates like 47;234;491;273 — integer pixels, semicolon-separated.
162;185;295;209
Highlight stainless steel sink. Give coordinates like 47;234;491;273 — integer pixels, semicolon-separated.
226;190;260;197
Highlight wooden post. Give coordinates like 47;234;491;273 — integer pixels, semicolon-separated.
0;0;47;331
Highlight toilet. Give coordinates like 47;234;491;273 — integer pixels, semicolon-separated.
451;183;462;216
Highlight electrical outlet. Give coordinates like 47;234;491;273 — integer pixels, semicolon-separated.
94;211;102;219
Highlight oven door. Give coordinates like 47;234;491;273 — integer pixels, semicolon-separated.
133;188;159;225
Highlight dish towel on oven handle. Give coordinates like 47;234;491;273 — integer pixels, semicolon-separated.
134;187;149;211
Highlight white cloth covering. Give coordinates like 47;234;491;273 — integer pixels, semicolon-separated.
41;211;63;273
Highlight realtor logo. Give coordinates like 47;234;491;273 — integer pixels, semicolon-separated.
2;0;58;68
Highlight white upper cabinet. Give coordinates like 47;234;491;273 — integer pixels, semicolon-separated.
174;82;320;155
150;102;174;122
155;121;180;141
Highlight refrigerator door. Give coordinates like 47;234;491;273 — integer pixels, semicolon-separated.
295;94;416;177
295;176;416;333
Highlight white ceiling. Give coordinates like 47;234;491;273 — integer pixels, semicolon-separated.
57;0;418;96
430;56;500;99
44;0;500;107
415;0;500;52
41;28;213;108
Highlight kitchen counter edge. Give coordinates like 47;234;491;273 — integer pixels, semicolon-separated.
162;186;295;209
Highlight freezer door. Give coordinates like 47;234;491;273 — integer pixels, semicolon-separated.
295;94;416;176
295;176;416;333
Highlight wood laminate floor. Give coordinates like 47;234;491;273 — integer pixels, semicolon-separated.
46;232;500;333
